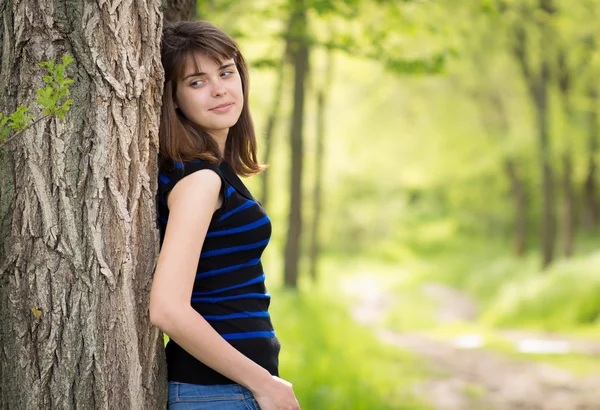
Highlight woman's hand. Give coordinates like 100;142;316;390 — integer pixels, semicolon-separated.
252;376;300;410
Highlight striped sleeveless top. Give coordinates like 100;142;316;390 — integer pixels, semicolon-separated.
157;159;280;385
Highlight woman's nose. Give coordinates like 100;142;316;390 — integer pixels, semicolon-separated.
211;79;227;97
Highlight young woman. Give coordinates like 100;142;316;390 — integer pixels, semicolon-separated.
150;21;300;410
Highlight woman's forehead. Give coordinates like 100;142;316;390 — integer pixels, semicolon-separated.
180;52;234;77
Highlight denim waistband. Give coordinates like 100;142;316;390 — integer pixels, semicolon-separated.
168;381;259;409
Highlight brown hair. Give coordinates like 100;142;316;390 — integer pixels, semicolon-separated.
160;20;265;176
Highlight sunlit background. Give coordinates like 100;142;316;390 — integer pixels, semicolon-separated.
196;1;600;408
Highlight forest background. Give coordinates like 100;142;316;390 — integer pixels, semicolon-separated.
220;0;600;408
1;0;599;409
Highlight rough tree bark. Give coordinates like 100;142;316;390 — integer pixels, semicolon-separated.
283;0;308;288
0;1;166;409
163;0;196;22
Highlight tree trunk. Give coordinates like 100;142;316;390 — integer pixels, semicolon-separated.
557;49;575;257
485;91;529;258
504;159;528;257
164;0;197;22
537;0;555;269
260;57;286;208
583;84;599;231
0;2;166;409
308;90;324;281
512;0;555;269
562;153;575;256
308;50;333;281
537;58;555;269
284;0;308;288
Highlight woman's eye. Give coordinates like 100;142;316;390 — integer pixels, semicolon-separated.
221;71;234;77
190;80;204;87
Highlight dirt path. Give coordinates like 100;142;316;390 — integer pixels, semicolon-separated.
343;275;600;410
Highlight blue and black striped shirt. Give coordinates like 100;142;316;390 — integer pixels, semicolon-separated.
157;159;280;385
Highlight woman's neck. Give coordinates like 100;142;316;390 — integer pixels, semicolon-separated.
208;130;228;157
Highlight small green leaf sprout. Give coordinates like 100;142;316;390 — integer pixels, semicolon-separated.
0;54;74;147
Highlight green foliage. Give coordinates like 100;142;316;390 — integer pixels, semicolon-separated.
0;114;8;140
307;0;360;18
0;54;74;145
483;251;600;329
0;108;34;139
384;52;447;75
36;54;74;120
7;107;34;131
401;233;600;330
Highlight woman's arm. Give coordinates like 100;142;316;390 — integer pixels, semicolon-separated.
149;169;299;409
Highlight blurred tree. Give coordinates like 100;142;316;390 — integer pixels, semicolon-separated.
508;0;556;268
572;1;600;233
0;1;166;408
461;4;531;256
476;84;529;257
583;79;599;231
556;47;576;257
308;47;333;281
542;0;600;254
284;0;309;288
260;54;287;209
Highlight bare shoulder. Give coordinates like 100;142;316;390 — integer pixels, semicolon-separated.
168;168;222;212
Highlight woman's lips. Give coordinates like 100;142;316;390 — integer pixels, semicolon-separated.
209;102;234;112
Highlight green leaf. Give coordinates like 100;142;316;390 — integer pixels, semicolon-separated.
8;106;33;130
61;100;73;111
62;54;74;66
1;54;74;147
31;307;43;319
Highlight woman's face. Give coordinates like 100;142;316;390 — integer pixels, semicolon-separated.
175;53;243;139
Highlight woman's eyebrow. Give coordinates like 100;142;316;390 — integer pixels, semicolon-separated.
182;63;235;81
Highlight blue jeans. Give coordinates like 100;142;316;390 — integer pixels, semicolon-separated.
168;382;261;410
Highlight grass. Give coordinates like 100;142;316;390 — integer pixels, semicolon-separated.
380;231;600;331
482;252;600;329
270;286;432;410
366;232;600;377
